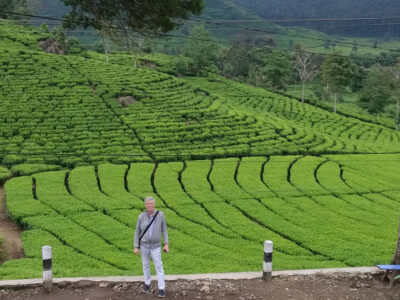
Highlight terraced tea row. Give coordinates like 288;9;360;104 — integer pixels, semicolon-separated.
2;21;400;170
185;76;400;153
1;154;399;279
0;48;149;166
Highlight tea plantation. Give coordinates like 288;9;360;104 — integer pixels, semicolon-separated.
0;21;399;279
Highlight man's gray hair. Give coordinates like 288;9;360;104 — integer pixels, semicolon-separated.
144;196;155;203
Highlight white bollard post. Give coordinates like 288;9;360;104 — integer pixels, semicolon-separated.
42;246;52;292
263;240;273;281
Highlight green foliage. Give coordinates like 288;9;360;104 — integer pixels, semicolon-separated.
61;0;204;33
184;26;219;76
2;21;400;169
11;164;62;176
0;0;29;19
0;166;9;183
174;55;190;76
1;157;399;279
321;51;354;93
39;23;49;33
248;47;292;90
51;26;69;51
358;66;392;114
218;32;255;78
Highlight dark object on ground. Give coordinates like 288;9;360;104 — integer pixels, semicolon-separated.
141;284;150;293
158;289;165;298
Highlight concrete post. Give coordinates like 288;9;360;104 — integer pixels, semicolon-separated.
263;240;273;281
42;246;52;292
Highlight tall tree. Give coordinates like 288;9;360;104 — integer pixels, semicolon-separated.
358;66;391;115
219;31;254;78
61;0;204;33
52;26;70;51
321;51;354;113
120;31;152;68
185;26;218;76
249;47;292;91
294;46;320;105
387;63;400;131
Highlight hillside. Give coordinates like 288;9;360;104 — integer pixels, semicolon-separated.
233;0;400;36
234;0;400;19
28;0;400;55
0;21;400;280
1;21;400;169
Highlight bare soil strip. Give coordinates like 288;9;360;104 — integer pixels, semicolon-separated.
0;186;23;262
0;274;399;300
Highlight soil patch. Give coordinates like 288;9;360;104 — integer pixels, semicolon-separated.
0;273;399;299
0;186;23;263
116;96;137;108
38;39;64;55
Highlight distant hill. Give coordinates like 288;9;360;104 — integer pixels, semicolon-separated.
32;0;400;37
233;0;400;36
233;0;400;19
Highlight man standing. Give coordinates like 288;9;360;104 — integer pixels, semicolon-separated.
134;196;169;298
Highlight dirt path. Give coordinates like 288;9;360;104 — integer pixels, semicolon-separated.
0;186;23;262
0;274;399;300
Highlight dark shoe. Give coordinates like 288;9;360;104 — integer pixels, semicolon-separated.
158;289;166;298
142;284;151;293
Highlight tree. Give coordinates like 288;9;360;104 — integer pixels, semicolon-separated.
185;26;218;76
61;0;204;33
0;0;29;20
52;26;70;52
349;64;367;93
122;32;152;68
358;66;391;115
219;31;254;78
249;47;292;91
294;46;320;105
98;28;111;64
321;51;354;113
387;63;400;130
39;23;50;33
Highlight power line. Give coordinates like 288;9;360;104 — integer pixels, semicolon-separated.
199;17;400;24
0;12;399;64
190;19;400;53
3;10;400;53
284;23;400;29
8;22;400;34
7;14;400;25
16;19;400;32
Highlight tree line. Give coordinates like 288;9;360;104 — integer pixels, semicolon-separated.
175;26;400;130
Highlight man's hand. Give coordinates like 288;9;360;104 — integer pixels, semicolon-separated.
163;244;169;253
134;247;140;255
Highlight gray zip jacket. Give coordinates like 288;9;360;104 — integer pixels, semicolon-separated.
134;210;168;249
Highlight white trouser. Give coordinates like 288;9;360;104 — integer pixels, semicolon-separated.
140;246;165;290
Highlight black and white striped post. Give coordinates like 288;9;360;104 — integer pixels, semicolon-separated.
263;240;273;281
42;246;52;292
